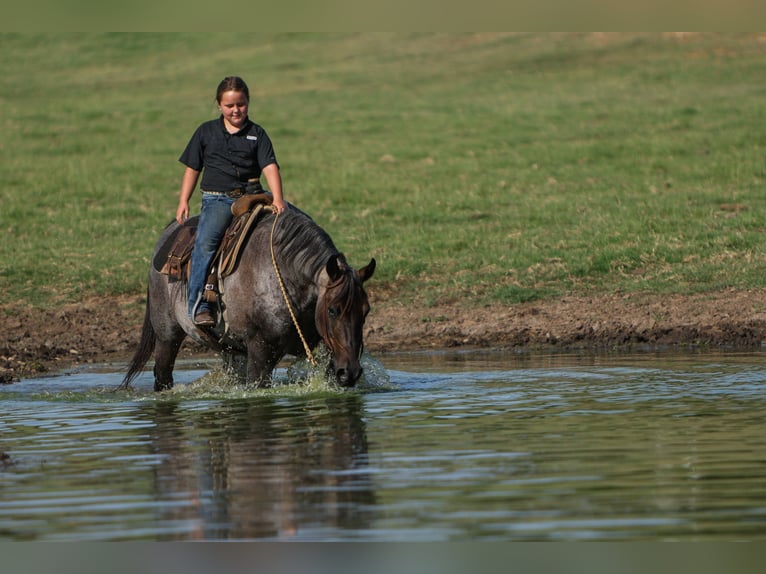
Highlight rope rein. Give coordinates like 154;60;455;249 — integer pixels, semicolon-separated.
269;209;318;367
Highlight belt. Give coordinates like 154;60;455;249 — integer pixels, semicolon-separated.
202;178;261;199
203;189;247;198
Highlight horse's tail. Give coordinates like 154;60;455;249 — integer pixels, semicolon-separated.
118;290;156;390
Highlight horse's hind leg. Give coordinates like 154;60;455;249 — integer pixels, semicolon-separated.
153;329;186;391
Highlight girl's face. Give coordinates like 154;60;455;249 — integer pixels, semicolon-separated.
218;90;249;130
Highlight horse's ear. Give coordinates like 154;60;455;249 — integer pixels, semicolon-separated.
358;258;376;283
326;254;347;282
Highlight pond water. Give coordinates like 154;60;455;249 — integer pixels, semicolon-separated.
1;349;765;541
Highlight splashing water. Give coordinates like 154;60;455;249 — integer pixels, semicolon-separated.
357;351;396;392
146;347;394;401
2;348;394;404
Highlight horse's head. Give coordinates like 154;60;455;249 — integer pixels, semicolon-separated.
316;254;376;387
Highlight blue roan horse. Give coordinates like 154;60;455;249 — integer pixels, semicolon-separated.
120;205;375;391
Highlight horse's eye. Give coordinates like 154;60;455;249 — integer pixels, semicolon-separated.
328;306;339;318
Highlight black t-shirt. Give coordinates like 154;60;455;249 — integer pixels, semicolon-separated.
179;116;279;192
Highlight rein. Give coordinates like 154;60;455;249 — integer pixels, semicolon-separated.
270;210;318;367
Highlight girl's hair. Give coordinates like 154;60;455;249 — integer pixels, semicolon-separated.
216;76;250;103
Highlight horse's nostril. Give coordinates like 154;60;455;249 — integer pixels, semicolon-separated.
335;366;362;388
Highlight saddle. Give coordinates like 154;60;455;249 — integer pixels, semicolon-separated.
159;193;274;301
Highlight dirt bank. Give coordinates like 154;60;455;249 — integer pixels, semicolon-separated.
3;288;766;383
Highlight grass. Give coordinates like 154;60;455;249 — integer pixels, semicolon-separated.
2;33;766;308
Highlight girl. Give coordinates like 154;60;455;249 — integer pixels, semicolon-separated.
176;76;287;326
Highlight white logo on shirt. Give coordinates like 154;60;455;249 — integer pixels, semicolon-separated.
247;135;258;141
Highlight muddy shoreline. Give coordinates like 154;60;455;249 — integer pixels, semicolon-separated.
3;289;766;383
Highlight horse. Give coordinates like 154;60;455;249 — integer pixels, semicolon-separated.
120;205;375;391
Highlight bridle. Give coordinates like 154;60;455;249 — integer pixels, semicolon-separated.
269;210;364;368
315;273;359;359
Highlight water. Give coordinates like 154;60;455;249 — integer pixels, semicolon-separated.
1;350;765;541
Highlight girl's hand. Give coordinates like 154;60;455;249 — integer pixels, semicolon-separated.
177;167;199;224
176;202;189;225
272;198;287;214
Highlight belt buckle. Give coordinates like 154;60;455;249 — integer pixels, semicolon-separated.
227;189;245;199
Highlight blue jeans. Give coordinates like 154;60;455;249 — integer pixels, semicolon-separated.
188;193;235;317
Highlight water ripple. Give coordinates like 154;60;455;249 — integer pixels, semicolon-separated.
2;350;766;540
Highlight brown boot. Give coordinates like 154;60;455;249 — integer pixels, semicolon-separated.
194;309;216;326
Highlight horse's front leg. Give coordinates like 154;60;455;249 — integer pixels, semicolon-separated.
245;337;281;388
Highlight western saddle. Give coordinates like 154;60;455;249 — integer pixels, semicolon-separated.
159;193;274;303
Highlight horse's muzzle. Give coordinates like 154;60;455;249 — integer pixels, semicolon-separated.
330;360;362;388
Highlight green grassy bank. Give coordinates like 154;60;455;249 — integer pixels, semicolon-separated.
2;33;765;309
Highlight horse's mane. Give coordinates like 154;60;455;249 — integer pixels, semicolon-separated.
267;208;339;280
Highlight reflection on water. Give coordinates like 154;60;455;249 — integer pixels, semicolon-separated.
144;396;373;540
1;350;766;540
0;390;373;541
